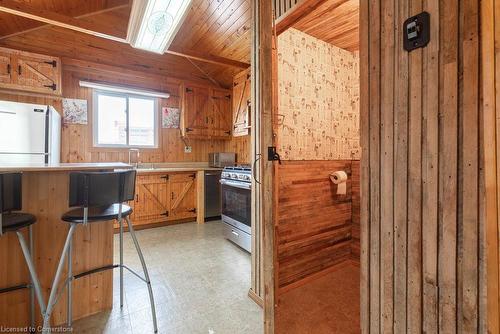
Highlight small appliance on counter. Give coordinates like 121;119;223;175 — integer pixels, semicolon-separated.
209;152;236;168
220;165;252;252
0;100;61;164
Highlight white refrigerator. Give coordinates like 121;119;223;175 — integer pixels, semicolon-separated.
0;100;61;164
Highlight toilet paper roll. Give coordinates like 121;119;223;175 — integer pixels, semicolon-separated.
330;171;348;195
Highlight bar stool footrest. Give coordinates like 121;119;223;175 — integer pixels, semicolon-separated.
0;283;30;294
73;264;119;280
72;264;149;284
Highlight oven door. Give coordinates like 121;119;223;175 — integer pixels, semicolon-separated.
220;179;251;234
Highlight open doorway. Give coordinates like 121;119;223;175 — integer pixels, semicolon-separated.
271;1;361;333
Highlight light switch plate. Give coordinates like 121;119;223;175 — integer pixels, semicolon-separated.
403;11;430;52
184;146;192;153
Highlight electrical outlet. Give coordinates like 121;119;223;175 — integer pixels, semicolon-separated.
184;146;192;153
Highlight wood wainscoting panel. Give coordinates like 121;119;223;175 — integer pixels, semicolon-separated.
360;0;486;332
0;171;114;327
276;160;356;291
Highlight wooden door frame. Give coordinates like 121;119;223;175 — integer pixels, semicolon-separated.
252;0;275;332
481;0;500;331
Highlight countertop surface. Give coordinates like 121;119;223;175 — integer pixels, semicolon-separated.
135;162;222;173
136;167;222;173
0;162;225;173
0;162;132;172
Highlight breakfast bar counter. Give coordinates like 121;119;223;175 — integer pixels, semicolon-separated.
0;162;131;328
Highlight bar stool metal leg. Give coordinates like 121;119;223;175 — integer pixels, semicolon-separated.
28;225;35;331
119;218;124;308
43;223;77;333
125;216;158;333
15;230;46;324
67;237;73;327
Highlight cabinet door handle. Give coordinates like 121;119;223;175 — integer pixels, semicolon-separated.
6;64;10;74
135;194;139;202
171;192;174;200
43;83;57;91
18;65;21;75
44;60;57;67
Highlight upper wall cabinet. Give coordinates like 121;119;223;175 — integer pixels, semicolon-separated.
181;83;232;140
0;47;62;95
232;69;251;137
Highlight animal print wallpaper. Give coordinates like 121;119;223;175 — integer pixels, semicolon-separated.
277;28;360;160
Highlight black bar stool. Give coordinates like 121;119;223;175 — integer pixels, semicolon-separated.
0;173;46;331
41;170;157;333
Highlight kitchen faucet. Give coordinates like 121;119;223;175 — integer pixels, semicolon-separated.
128;148;140;168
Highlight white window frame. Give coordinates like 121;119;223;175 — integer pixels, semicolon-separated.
92;90;159;149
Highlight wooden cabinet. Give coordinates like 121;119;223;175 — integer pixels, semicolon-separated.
169;173;197;220
182;84;211;138
117;172;198;229
181;83;232;140
0;47;62;95
133;174;170;222
211;88;233;138
0;50;12;85
232;68;251;136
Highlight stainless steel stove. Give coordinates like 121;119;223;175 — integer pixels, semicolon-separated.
220;166;251;252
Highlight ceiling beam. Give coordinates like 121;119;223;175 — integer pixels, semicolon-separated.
0;0;250;69
0;0;127;42
0;4;130;41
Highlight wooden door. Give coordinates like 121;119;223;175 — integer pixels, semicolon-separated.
133;174;170;222
233;69;251;136
0;51;12;85
169;173;197;220
211;88;232;138
182;84;211;138
14;53;61;95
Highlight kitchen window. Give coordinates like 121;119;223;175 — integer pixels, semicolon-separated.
93;90;158;148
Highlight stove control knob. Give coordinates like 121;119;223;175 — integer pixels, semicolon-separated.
231;173;238;179
244;175;251;181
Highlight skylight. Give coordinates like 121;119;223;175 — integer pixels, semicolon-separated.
128;0;192;54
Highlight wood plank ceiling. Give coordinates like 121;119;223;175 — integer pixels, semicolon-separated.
0;0;252;88
285;0;359;52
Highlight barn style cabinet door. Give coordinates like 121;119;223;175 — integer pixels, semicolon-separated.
169;173;197;220
0;47;61;95
133;174;170;222
181;82;232;140
210;88;232;138
232;68;251;136
15;53;61;95
0;50;12;85
182;83;211;138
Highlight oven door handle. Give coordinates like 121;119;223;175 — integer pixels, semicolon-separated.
219;179;251;190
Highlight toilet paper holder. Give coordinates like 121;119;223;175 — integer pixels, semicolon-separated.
330;171;348;195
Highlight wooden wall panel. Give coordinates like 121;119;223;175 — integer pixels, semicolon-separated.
275;161;355;291
482;0;500;331
0;59;249;164
277;28;360;160
61;61;248;164
361;0;486;332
